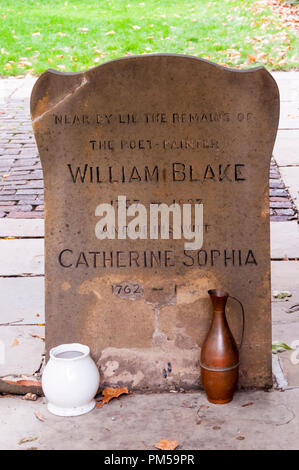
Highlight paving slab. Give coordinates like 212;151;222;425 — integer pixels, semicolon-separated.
0;389;298;450
272;313;299;345
279;166;299;213
0;218;44;237
0;277;44;324
0;325;44;377
9;77;37;101
271;261;299;290
272;320;299;389
273;130;299;167
271;72;299;103
272;299;299;325
0;79;19;104
0;239;44;275
270;221;299;259
278;102;299;130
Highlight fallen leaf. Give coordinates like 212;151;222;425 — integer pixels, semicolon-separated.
34;411;45;422
155;439;179;450
273;290;292;299
182;401;193;408
18;60;32;67
96;387;129;407
18;437;38;445
22;393;37;401
246;54;257;63
241;402;254;407
11;338;19;347
30;333;45;341
272;341;292;354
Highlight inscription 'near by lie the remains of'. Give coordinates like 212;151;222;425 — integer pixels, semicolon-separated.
53;111;254;126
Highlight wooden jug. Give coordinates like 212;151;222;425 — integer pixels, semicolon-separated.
200;289;245;404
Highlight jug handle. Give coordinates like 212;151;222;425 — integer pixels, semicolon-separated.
228;296;245;349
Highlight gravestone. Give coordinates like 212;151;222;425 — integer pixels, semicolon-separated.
31;55;279;390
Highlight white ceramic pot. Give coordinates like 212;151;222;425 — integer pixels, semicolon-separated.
42;343;100;417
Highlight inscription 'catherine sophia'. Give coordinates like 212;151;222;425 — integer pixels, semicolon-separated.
67;162;246;184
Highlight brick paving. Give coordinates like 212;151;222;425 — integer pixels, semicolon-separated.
269;160;297;221
0;88;44;219
0;79;297;221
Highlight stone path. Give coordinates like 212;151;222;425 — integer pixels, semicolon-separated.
1;388;299;450
0;73;298;221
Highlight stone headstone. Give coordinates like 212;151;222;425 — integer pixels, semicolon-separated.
31;56;279;390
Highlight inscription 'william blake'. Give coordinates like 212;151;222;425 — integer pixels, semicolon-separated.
67;162;246;184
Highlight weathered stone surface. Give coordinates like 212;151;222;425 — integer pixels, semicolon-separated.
31;56;279;390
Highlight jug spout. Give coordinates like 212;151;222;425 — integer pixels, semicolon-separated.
208;289;229;310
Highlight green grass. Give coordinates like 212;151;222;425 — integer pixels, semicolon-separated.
0;0;298;76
